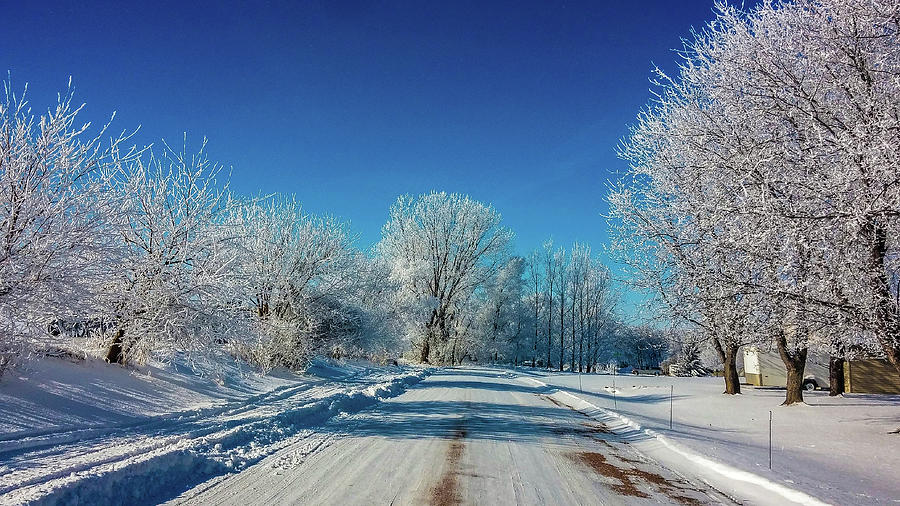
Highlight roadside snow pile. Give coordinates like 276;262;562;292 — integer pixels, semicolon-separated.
0;355;304;436
523;372;900;505
0;356;428;506
305;357;372;380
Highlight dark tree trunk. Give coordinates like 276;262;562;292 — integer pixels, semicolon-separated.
547;285;553;370
532;303;538;368
714;338;741;395
829;356;845;396
559;308;565;372
585;326;591;374
723;352;741;395
776;332;808;405
864;219;900;376
559;332;564;372
450;336;459;366
783;359;806;405
571;296;577;372
420;335;431;363
105;327;126;364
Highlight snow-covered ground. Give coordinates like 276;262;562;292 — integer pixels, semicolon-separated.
527;369;900;505
173;367;726;505
3;361;897;505
0;356;427;505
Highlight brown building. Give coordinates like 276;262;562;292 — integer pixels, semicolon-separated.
843;359;900;394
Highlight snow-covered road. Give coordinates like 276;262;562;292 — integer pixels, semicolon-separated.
173;368;726;505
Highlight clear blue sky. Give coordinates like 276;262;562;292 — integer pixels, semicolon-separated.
3;0;726;301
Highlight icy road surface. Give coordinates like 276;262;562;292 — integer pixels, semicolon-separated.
174;368;726;505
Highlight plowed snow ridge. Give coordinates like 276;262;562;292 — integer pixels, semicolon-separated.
0;368;428;506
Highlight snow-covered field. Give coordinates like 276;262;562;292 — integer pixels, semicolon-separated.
528;369;900;505
0;356;427;505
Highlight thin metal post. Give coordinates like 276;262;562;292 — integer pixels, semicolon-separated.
669;385;673;430
612;366;617;409
769;410;773;470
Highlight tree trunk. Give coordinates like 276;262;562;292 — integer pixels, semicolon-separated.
829;356;845;396
570;295;576;372
714;338;741;395
864;219;900;376
450;336;459;366
776;332;808;405
420;334;431;363
546;284;553;370
559;299;565;372
585;324;591;374
723;352;741;395
105;327;126;364
532;304;538;368
783;359;806;405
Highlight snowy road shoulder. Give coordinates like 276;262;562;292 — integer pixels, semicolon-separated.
517;375;832;506
0;363;429;506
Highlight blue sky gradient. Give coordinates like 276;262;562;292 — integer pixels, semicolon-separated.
3;0;729;309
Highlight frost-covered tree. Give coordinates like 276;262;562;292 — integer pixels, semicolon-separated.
610;0;900;400
377;192;513;364
608;164;761;394
104;141;238;367
0;79;137;367
526;251;544;367
567;244;615;373
700;0;900;379
226;196;360;370
522;241;616;372
555;245;568;371
541;240;560;369
472;256;525;363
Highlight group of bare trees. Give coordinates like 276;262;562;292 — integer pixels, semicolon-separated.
609;0;900;404
376;192;515;364
522;241;618;372
375;192;622;367
0;80;623;374
0;80;396;375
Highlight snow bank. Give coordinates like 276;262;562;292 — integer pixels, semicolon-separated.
0;355;302;437
526;371;900;505
519;376;832;506
0;356;429;505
